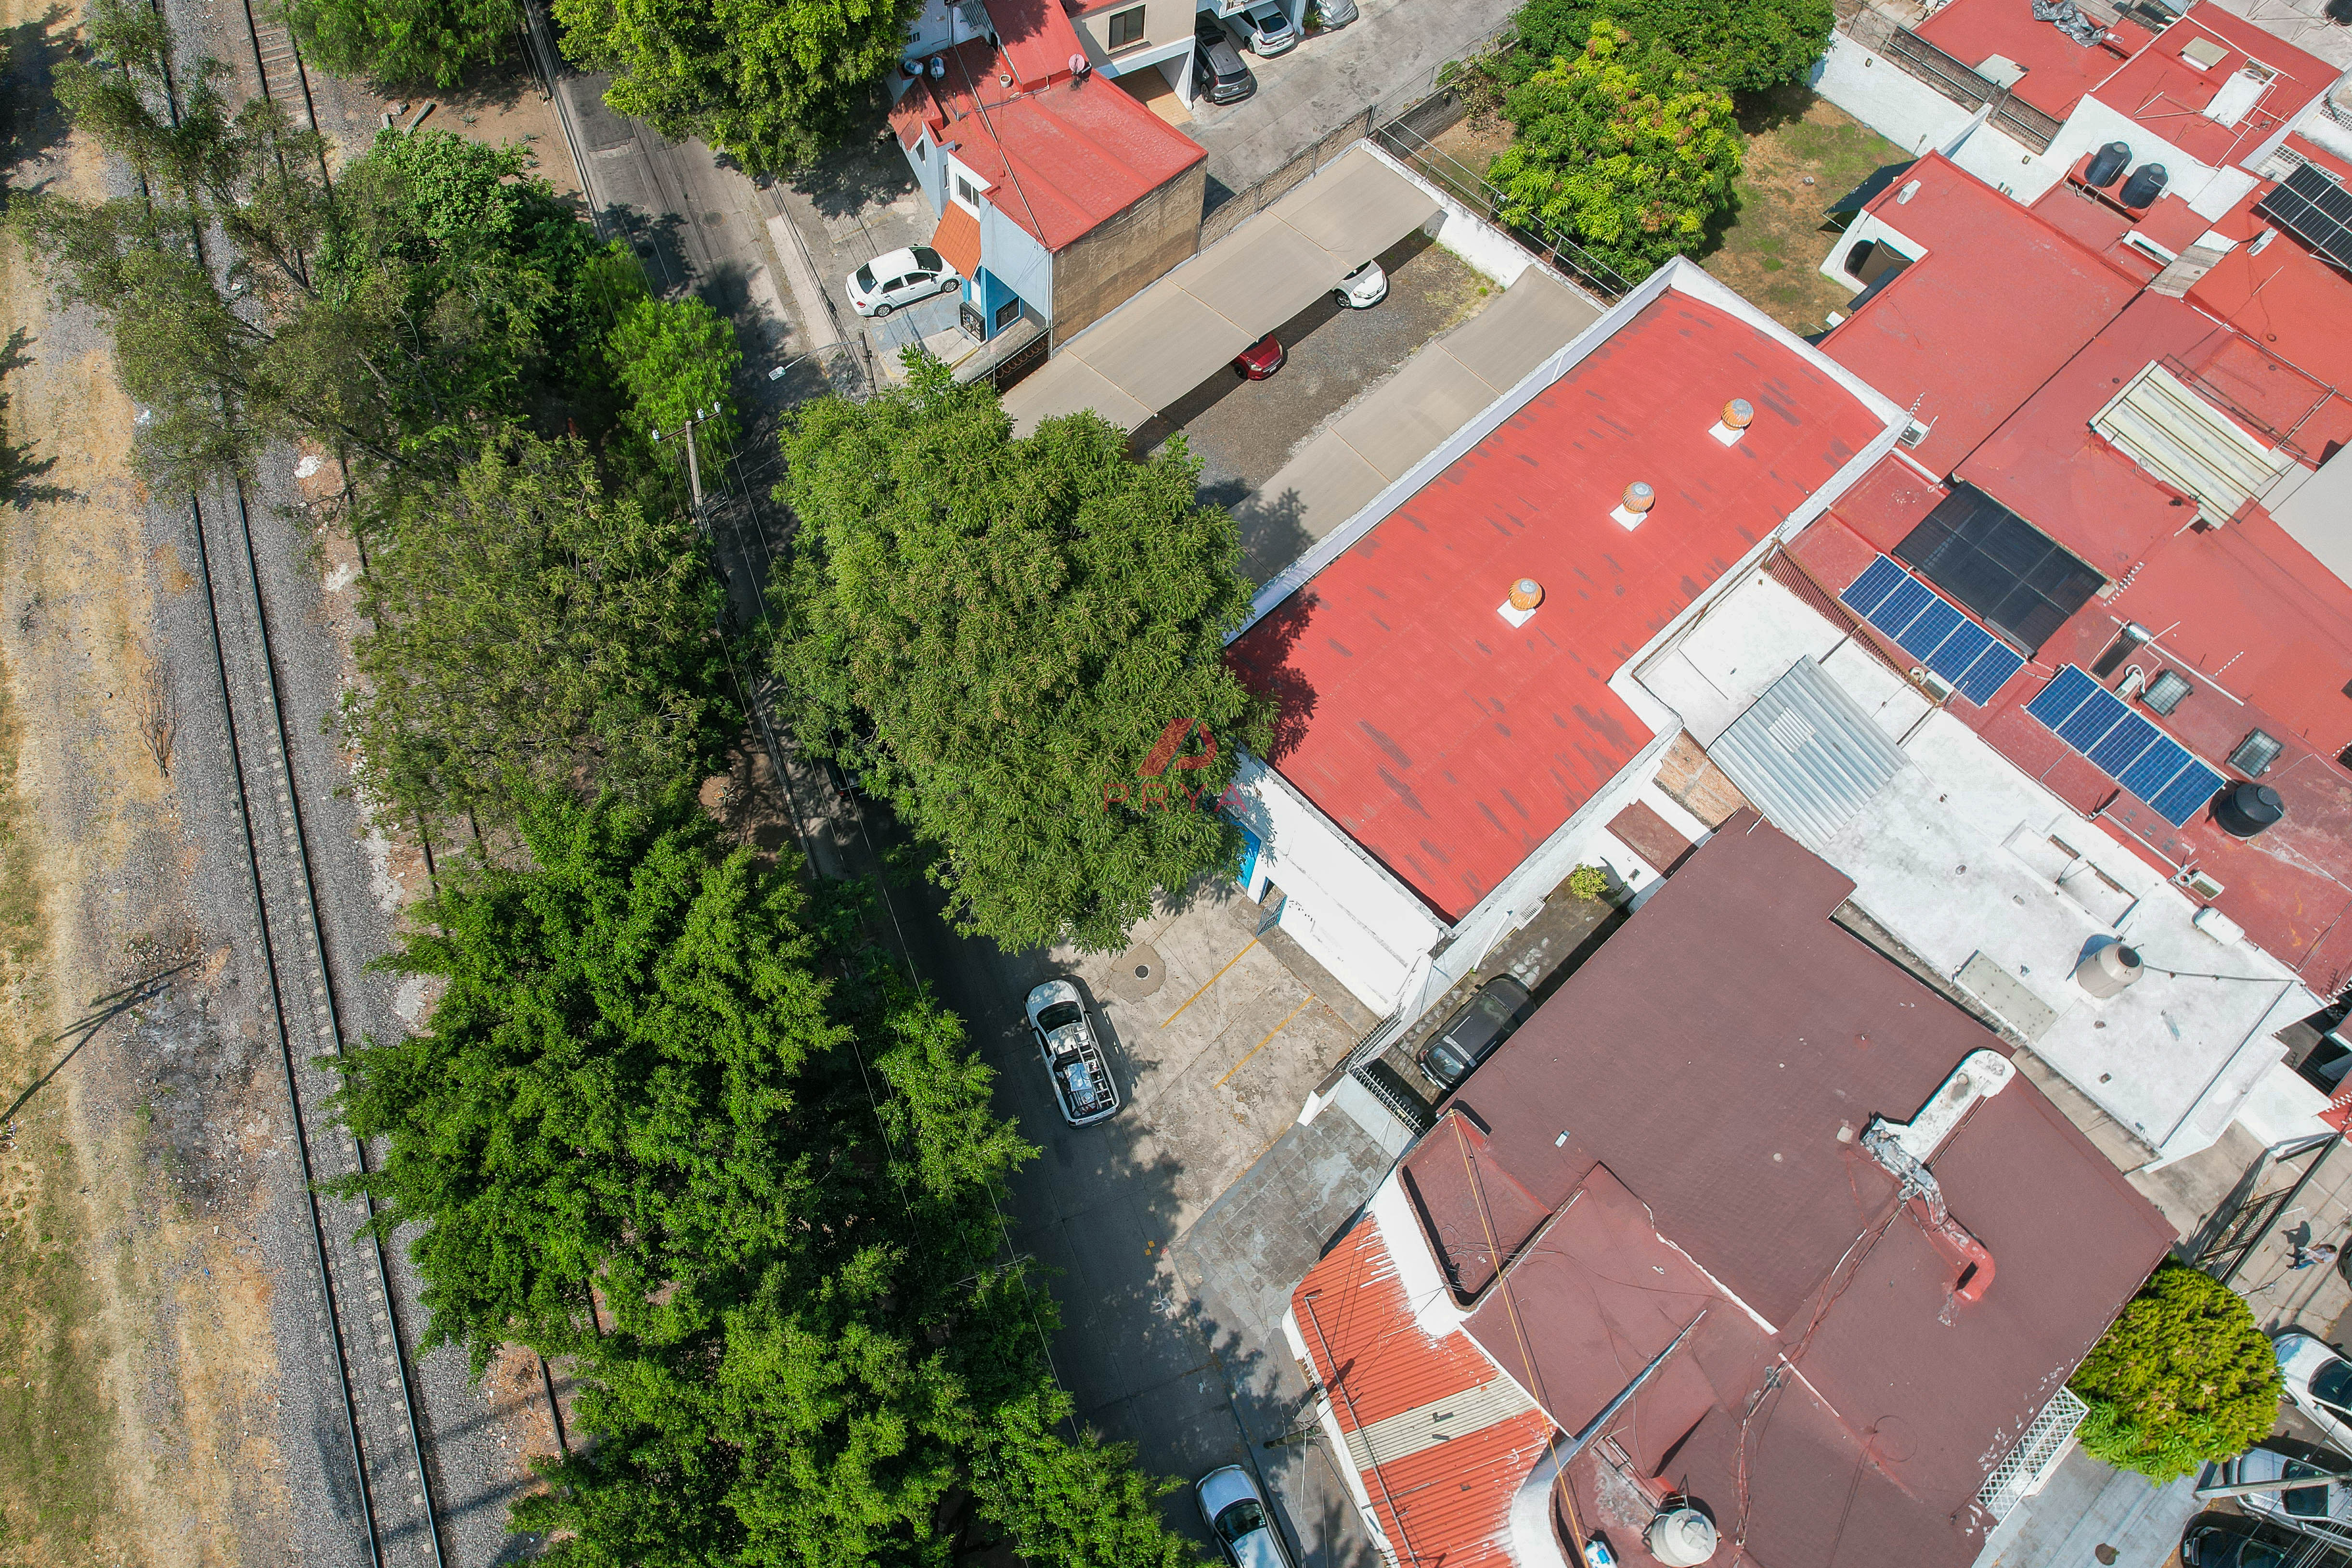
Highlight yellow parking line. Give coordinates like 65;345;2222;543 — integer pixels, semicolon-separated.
1215;998;1311;1089
1160;937;1258;1028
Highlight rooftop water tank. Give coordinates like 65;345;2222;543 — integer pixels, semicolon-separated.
2119;162;2169;208
1649;1508;1719;1567
2085;141;2131;187
2215;782;2285;839
2075;943;2144;999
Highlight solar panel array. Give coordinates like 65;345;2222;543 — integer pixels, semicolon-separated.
2255;162;2352;274
2024;665;2228;827
1839;555;2028;705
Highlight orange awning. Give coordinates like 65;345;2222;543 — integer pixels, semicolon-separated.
931;203;983;280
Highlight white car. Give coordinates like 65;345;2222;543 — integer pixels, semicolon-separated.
1230;1;1296;55
1333;259;1387;309
2202;1443;2352;1543
1197;1466;1295;1568
1024;980;1119;1127
2278;1331;2352;1457
846;245;960;318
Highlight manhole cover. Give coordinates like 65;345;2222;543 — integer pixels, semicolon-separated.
1110;943;1166;1001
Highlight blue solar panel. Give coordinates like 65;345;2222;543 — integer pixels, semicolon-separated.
2147;761;2226;827
1869;577;1935;641
2085;712;2161;776
1954;643;2026;706
1841;556;2024;706
1897;598;1965;660
1841;556;1907;618
2027;665;2226;828
1926;621;1992;681
2028;665;2100;728
2056;687;2129;752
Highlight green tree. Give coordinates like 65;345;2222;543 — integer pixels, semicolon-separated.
607;294;742;455
1512;0;1832;95
1489;26;1743;282
2068;1262;2281;1482
279;0;520;89
551;0;925;175
338;430;729;822
15;4;616;487
770;356;1269;954
337;788;1203;1564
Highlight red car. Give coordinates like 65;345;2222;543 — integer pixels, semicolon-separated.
1232;332;1285;380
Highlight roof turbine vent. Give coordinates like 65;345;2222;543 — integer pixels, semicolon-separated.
1712;397;1754;445
1499;577;1544;627
1613;481;1656;531
1648;1507;1719;1567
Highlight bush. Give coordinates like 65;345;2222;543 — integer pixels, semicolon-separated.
1566;864;1610;901
1512;0;1833;94
2068;1263;2280;1482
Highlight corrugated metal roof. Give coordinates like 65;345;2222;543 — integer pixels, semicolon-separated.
2090;362;2292;521
1706;657;1908;851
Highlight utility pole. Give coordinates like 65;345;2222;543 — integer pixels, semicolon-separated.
650;406;715;522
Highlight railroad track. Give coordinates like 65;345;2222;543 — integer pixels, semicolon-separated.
140;1;447;1561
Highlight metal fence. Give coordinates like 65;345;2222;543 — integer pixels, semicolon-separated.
1976;1387;2089;1520
1838;6;2064;152
1371;118;1633;301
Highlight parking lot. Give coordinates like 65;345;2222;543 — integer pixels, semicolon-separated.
1138;231;1496;580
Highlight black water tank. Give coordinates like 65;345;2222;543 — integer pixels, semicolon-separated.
2084;141;2132;187
2214;782;2285;839
2119;162;2169;208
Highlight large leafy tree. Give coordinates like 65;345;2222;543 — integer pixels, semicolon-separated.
335;790;1203;1564
2068;1262;2281;1482
770;357;1270;954
552;0;926;174
279;0;520;89
607;294;742;455
337;430;730;822
1489;26;1742;283
1512;0;1832;95
14;0;617;487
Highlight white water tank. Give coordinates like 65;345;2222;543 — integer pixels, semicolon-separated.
1648;1507;1719;1566
2074;943;2144;999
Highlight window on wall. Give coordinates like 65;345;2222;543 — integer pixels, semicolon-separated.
955;175;981;210
995;298;1021;330
915;137;927;162
1894;483;2104;655
1106;4;1146;48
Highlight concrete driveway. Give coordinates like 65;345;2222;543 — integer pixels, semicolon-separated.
1141;231;1493;582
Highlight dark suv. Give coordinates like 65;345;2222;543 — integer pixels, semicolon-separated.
2183;1512;2352;1568
1193;15;1256;104
1415;976;1534;1093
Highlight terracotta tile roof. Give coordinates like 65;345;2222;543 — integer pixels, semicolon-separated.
930;202;982;281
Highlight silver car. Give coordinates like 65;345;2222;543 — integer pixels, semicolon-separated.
2202;1444;2352;1543
1231;1;1296;55
1024;980;1119;1127
1197;1465;1295;1568
2278;1331;2352;1459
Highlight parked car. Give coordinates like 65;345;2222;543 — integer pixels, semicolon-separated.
1024;980;1119;1127
1231;0;1297;54
1233;331;1286;379
1415;975;1535;1092
1193;16;1257;103
2202;1444;2352;1543
1196;1466;1296;1568
1334;259;1388;309
847;245;959;318
2279;1331;2352;1458
1311;0;1358;26
2183;1511;2352;1568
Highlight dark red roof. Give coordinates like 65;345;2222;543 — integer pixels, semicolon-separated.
1300;818;2175;1568
1227;293;1887;920
1913;0;2333;165
885;2;1204;255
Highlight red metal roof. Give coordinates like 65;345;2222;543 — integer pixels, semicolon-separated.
1293;821;2176;1568
886;4;1205;255
1912;0;2333;166
1227;293;1886;920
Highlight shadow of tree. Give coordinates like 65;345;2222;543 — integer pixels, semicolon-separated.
787;127;917;223
0;5;76;181
0;329;70;510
